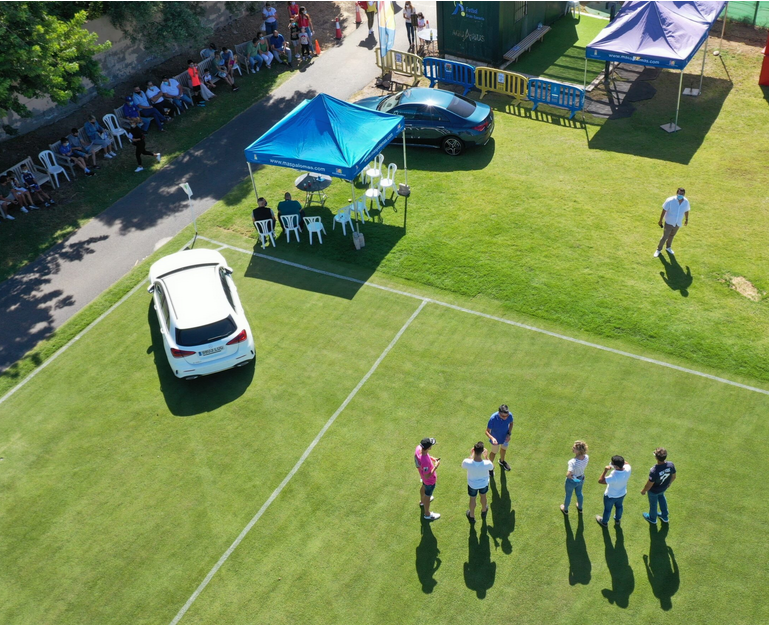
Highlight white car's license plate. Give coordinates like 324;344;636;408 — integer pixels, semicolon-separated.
200;346;224;356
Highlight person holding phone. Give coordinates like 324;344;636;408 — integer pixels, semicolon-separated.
596;455;631;527
415;437;440;521
485;403;514;476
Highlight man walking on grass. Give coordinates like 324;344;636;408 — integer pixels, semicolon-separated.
655;188;690;257
485;404;514;476
641;447;676;524
415;437;440;521
596;455;631;527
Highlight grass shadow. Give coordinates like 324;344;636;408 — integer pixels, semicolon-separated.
589;75;733;165
564;513;591;585
488;471;515;554
658;253;693;297
147;302;254;416
644;523;679;611
601;525;635;608
497;102;588;129
464;521;496;598
762;85;769;106
415;518;441;593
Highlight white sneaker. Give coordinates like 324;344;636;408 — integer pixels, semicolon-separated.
135;166;144;172
110;152;118;157
666;247;674;254
419;496;435;506
104;153;113;159
5;214;15;220
29;205;40;210
653;249;660;258
20;206;28;213
423;512;440;521
155;153;161;162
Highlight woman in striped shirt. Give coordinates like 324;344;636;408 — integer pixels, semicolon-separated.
561;441;589;515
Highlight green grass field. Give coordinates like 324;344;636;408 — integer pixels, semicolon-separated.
1;234;768;625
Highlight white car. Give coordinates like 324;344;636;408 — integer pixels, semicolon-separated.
148;249;255;380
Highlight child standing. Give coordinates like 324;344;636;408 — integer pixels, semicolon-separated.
561;440;589;515
299;27;311;61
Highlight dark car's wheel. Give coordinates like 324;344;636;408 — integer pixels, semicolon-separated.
442;136;464;156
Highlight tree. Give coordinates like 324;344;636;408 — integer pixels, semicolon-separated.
0;3;111;132
104;2;211;54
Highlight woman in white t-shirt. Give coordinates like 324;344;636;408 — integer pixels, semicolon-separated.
561;440;589;515
462;442;494;523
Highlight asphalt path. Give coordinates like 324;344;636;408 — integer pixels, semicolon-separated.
0;6;435;372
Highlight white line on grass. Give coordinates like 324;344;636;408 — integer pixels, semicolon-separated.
168;299;427;625
0;238;195;407
203;236;769;397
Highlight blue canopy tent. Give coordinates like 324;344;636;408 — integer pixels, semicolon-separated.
585;1;727;131
244;93;406;233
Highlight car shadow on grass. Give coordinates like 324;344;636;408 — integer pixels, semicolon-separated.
147;303;254;417
376;139;496;173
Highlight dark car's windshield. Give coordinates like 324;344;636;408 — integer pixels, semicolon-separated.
378;92;403;113
176;316;237;346
446;94;477;118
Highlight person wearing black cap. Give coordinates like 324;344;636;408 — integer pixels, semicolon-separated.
415;437;441;521
485;404;514;475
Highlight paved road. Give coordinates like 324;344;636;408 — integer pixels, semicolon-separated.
0;5;436;372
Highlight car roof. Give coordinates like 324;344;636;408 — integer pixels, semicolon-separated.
149;248;227;282
161;264;232;329
397;87;457;109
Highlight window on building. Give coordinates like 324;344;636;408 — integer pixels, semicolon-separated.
514;1;528;22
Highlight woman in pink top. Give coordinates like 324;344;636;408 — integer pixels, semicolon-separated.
415;437;440;521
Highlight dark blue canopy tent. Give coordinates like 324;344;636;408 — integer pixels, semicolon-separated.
585;1;726;131
244;94;406;229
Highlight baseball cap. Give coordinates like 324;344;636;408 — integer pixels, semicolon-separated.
420;437;436;449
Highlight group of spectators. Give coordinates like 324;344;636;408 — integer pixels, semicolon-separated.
251;192;306;232
0;166;55;222
245;3;317;71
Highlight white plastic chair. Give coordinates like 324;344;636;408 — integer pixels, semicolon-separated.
379;163;398;199
254;219;276;248
364;154;384;184
351;198;372;222
38;150;70;188
103;114;129;148
304;216;327;245
363;177;382;212
280;214;301;242
333;206;355;235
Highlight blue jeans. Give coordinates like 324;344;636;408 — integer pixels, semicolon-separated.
602;494;625;524
170;94;193;112
139;108;164;130
405;21;415;45
648;491;669;522
265;21;277;35
563;476;584;512
249;54;264;71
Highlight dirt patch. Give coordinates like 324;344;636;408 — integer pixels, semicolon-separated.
0;1;342;173
719;274;765;302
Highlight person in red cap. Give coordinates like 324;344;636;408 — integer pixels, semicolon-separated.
415;437;441;521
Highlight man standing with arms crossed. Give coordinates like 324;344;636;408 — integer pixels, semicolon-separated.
485;404;514;476
655;187;690;257
641;447;676;524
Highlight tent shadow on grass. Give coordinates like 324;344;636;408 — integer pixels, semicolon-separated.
588;74;732;165
147;303;254;417
243;204;405;300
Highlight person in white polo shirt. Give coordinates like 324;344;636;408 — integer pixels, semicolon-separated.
655;187;690;257
462;442;494;524
596;455;631;527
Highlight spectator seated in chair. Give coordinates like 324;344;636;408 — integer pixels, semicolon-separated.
84;114;118;158
5;172;40;210
214;51;239;91
132;87;166;131
160;76;195;113
20;163;54;207
269;29;293;66
122;96;151;132
0;173;36;215
57;137;95;176
246;37;264;73
201;42;217;60
252;197;277;231
67;128;98;168
277;192;305;231
146;81;175;118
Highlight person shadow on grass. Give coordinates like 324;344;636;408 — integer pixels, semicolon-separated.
564;513;591;585
601;525;634;608
415;518;441;593
488;471;515;555
644;522;679;611
659;254;693;297
464;519;496;598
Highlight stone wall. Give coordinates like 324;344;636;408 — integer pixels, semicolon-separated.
1;2;241;140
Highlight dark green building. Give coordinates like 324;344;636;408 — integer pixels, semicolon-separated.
436;1;567;65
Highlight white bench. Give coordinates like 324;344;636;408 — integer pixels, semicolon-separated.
503;26;551;63
7;156;53;190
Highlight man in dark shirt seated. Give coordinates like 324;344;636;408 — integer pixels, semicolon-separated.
277;192;305;231
252;197;276;231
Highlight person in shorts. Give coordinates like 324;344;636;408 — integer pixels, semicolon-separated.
485;403;514;475
641;447;676;524
20;163;53;207
415;437;440;521
462;441;494;524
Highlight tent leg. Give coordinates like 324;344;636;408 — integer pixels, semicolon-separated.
698;36;708;94
716;3;728;55
661;71;684;133
247;162;258;201
350;180;360;235
402;129;408;185
583;58;588;91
